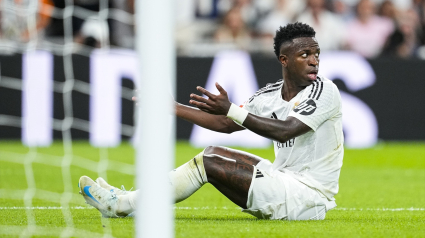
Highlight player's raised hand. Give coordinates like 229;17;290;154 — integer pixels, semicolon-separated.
189;82;231;115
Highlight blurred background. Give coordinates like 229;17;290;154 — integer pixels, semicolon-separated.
0;0;424;148
0;2;423;237
1;0;424;57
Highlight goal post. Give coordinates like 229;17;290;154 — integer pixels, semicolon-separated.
135;1;176;238
0;0;175;236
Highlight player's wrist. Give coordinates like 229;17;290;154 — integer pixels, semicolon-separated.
226;103;248;125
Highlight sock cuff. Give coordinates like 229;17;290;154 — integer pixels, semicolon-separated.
128;190;139;210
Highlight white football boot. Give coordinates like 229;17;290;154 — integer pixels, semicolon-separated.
95;177;132;196
95;177;135;217
79;176;126;218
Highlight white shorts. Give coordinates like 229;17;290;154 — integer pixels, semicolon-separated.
242;160;335;220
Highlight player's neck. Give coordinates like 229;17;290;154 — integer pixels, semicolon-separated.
281;79;303;102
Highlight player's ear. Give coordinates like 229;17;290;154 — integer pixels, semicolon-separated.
279;54;288;68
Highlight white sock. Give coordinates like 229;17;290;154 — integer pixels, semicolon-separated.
116;190;139;215
116;151;208;215
169;150;208;203
116;150;208;215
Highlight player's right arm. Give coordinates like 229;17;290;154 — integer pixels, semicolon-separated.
132;93;244;133
176;102;245;134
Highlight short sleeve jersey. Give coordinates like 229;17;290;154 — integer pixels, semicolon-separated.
242;75;344;200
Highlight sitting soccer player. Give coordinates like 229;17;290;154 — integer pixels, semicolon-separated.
79;22;344;220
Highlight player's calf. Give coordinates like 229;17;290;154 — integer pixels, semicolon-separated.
202;146;255;208
109;149;209;216
169;149;208;203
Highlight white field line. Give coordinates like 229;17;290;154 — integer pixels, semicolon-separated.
0;225;106;238
334;207;425;211
0;206;424;211
0;206;94;210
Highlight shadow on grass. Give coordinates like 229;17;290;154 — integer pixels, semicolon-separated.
176;217;258;222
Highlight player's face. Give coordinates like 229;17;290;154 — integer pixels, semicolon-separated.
286;37;320;86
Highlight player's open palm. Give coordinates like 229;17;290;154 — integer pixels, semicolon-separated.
189;82;231;115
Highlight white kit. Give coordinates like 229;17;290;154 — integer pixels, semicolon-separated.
240;75;344;220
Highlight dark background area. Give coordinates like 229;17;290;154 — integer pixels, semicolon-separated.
0;54;424;141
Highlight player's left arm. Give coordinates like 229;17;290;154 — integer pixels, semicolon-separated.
189;83;311;143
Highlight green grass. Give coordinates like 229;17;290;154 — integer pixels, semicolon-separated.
0;141;424;237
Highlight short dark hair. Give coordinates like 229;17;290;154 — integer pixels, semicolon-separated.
273;22;316;59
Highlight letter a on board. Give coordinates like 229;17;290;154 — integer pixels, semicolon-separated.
190;51;270;148
319;51;378;148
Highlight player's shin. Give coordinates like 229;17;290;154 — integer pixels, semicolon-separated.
116;150;207;214
169;150;208;203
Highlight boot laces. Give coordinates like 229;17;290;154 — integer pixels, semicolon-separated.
120;185;133;192
92;184;118;204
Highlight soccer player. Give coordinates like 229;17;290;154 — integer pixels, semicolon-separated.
79;22;344;220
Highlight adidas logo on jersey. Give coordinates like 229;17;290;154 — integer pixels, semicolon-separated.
255;170;264;178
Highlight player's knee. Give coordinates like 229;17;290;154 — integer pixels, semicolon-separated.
203;145;220;157
202;146;221;165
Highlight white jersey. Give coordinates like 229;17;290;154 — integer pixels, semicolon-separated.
242;75;344;200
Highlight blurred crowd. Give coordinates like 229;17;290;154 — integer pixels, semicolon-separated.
1;0;425;59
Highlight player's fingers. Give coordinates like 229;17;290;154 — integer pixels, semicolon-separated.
196;86;215;99
190;94;209;104
132;96;137;102
189;100;213;112
215;82;227;96
189;99;207;107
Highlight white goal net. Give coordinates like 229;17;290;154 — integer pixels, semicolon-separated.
0;0;152;237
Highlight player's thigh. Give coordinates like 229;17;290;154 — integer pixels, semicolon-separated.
203;145;264;166
203;151;254;193
202;146;265;208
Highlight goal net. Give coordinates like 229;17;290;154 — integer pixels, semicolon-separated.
0;0;167;237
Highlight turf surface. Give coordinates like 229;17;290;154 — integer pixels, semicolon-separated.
0;141;424;237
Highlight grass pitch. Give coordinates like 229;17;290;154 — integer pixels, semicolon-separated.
0;141;424;237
